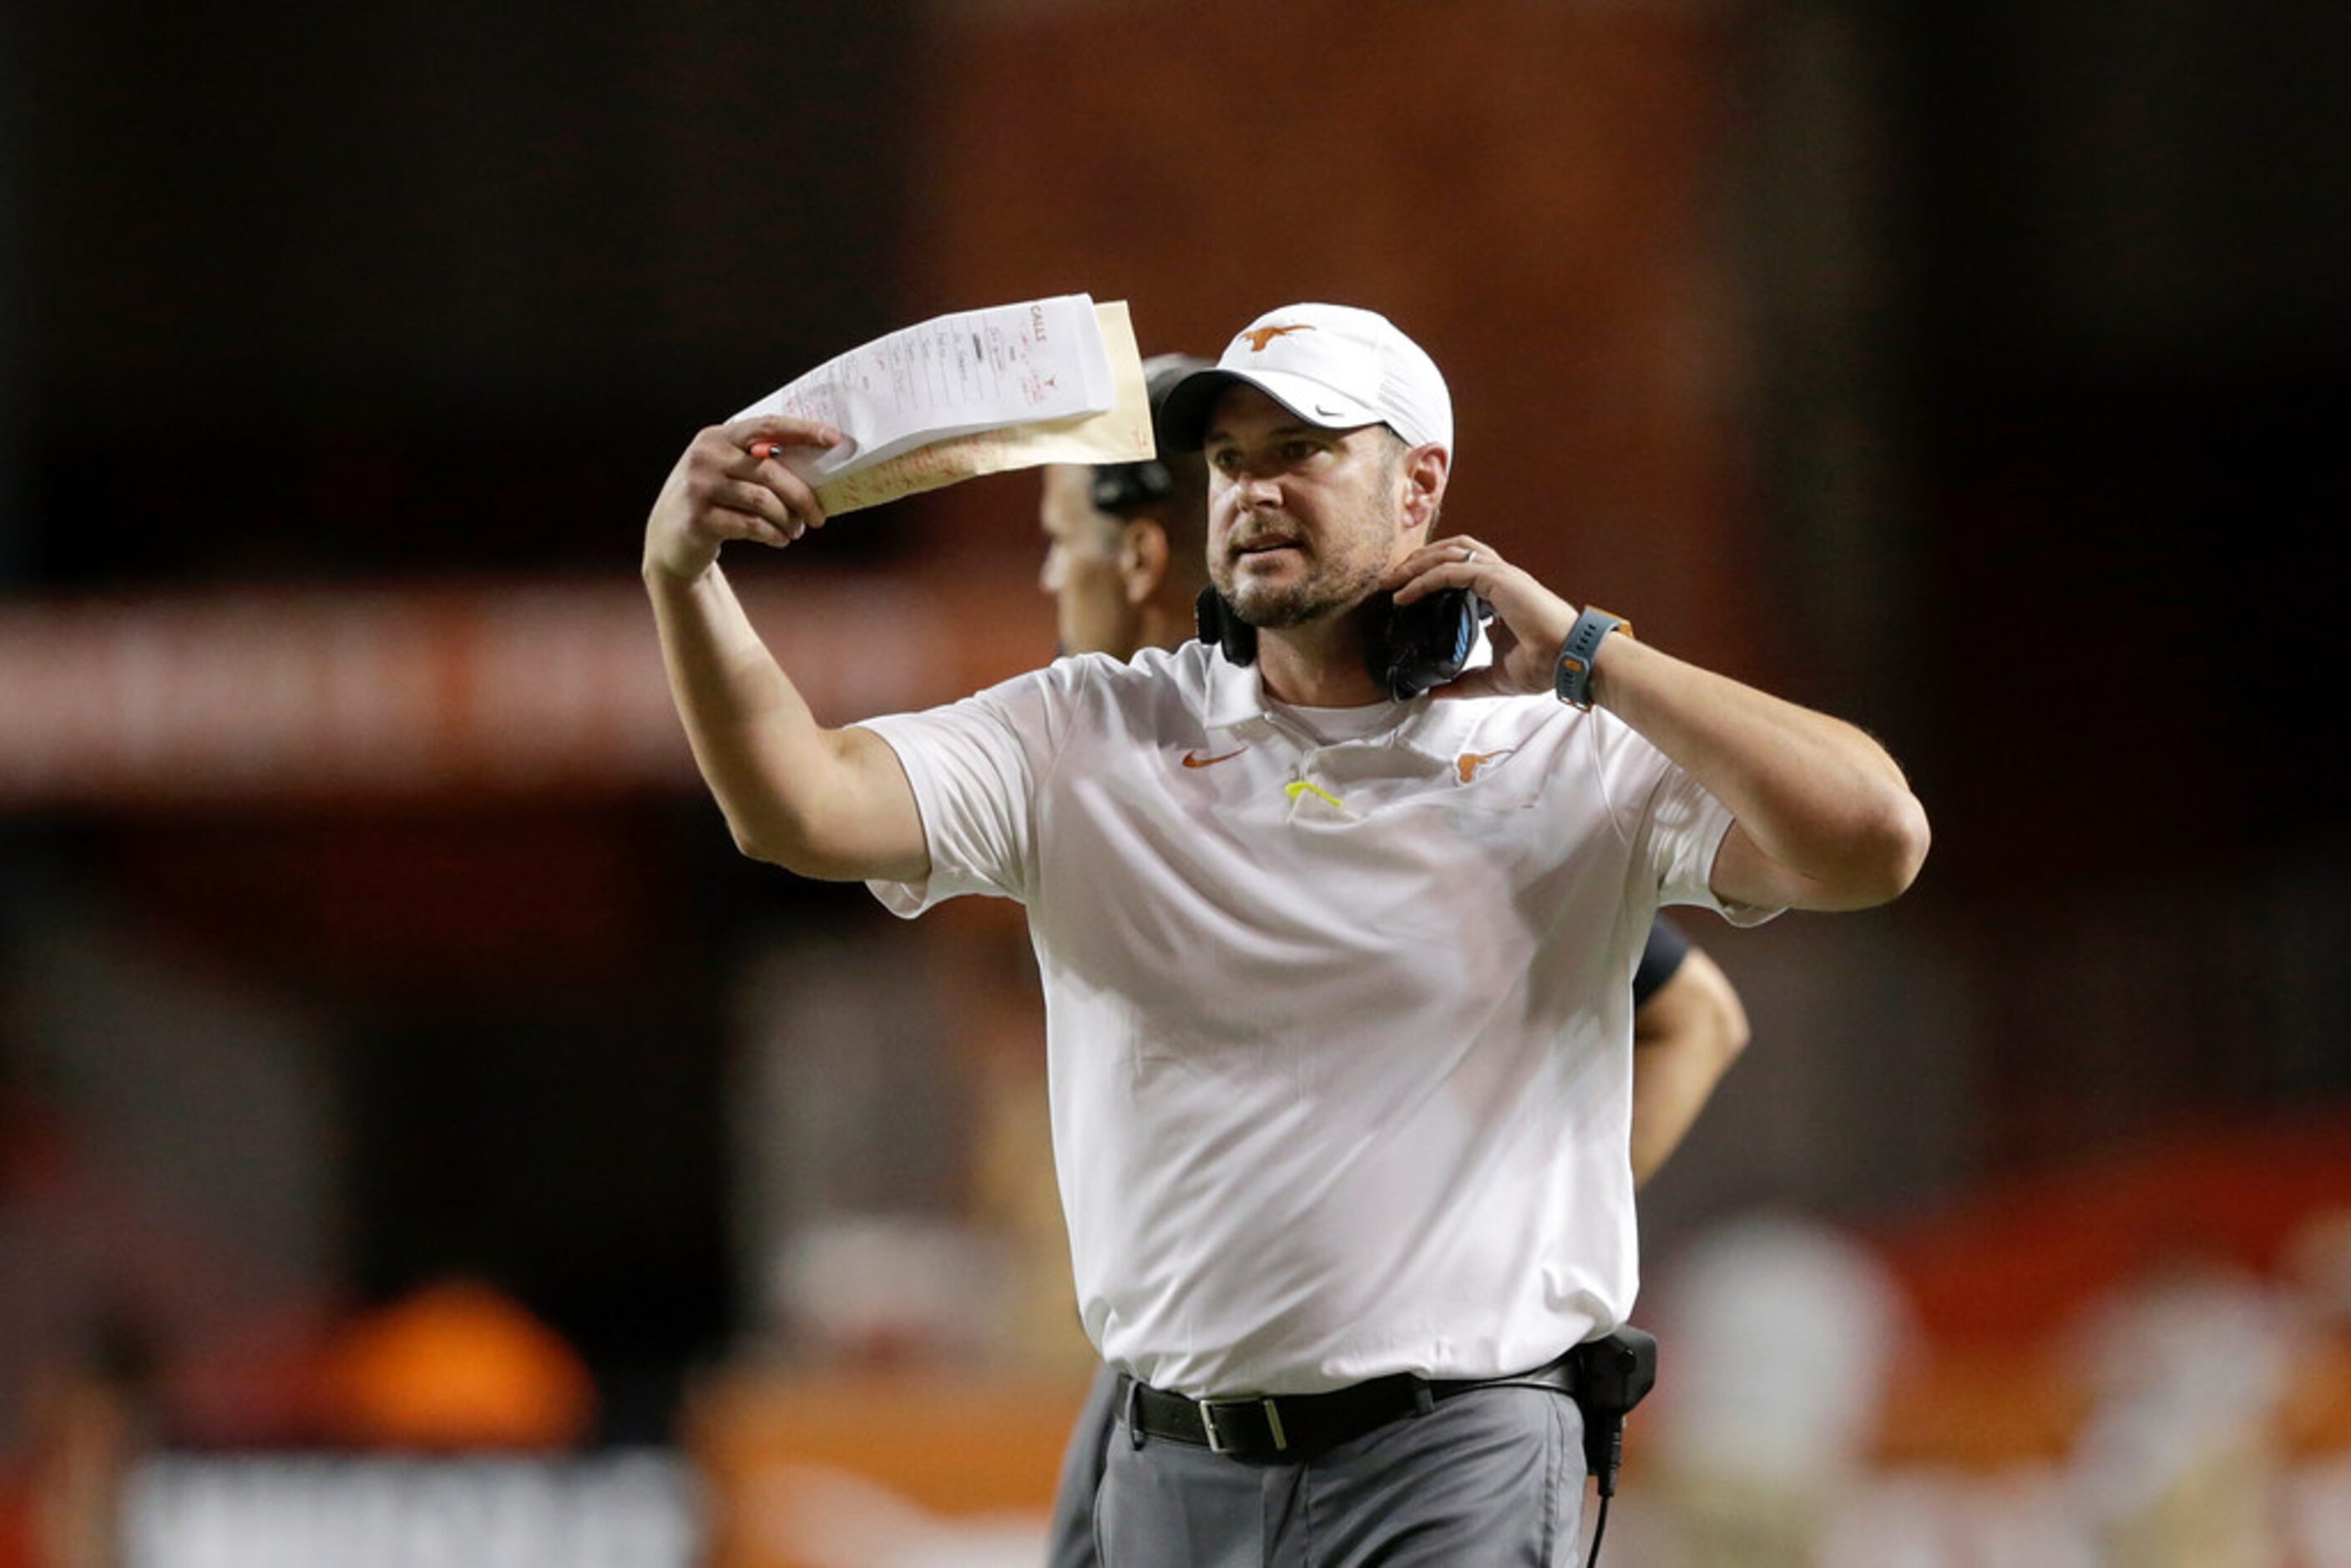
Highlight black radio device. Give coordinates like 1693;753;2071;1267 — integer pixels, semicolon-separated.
1567;1325;1657;1568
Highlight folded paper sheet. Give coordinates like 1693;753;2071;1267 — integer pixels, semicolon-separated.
731;296;1155;515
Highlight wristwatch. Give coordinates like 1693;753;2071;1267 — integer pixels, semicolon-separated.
1553;607;1631;709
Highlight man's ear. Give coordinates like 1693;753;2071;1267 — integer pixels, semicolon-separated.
1119;518;1170;604
1399;444;1450;536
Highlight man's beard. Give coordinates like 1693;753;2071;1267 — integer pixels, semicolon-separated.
1220;564;1382;628
1213;513;1392;630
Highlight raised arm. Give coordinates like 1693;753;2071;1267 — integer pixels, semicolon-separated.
642;417;928;883
1386;535;1930;913
1577;638;1927;912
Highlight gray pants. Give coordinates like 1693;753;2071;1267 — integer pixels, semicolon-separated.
1048;1362;1125;1568
1093;1383;1587;1567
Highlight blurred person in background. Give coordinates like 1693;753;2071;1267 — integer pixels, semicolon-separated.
1646;1211;1910;1568
1034;355;1221;665
2069;1245;2297;1568
1034;354;1753;1568
642;301;1927;1563
1;1079;204;1568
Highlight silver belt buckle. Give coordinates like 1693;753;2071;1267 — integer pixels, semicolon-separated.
1198;1395;1288;1454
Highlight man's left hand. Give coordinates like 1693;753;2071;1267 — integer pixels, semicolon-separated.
1384;536;1578;701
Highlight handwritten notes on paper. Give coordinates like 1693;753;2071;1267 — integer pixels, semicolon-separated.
730;295;1155;514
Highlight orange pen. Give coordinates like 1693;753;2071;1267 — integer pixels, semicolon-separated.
748;431;845;462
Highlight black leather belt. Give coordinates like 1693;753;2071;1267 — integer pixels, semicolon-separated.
1116;1353;1581;1463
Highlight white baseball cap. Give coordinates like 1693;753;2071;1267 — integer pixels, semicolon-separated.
1157;302;1454;455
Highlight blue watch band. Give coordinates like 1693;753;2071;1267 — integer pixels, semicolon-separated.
1553;607;1630;709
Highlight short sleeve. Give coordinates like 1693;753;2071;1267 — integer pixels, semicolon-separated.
1589;708;1783;929
855;669;1060;917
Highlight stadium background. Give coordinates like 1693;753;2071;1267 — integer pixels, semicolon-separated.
3;1;2346;1563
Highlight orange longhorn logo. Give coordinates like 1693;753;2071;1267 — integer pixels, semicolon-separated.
1238;324;1315;352
1455;749;1515;784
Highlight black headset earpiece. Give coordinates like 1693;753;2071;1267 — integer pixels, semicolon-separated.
1093;353;1216;518
1369;588;1492;701
1198;584;1489;699
1092;459;1175;515
1194;585;1260;667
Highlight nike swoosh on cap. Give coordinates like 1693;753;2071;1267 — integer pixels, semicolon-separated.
1181;747;1246;769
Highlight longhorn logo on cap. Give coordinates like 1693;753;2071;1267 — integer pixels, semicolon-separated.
1238;324;1315;352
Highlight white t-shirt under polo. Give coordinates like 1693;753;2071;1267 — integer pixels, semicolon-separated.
859;640;1774;1398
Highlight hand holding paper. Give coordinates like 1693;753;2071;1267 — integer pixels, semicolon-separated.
728;294;1155;515
642;414;841;582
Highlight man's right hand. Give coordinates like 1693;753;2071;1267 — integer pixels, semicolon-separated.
642;416;845;583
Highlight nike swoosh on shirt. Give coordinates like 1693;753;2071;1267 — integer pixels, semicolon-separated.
1181;747;1246;769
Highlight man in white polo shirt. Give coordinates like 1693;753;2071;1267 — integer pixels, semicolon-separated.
641;302;1929;1565
1031;352;1753;1568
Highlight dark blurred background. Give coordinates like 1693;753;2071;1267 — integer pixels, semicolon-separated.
4;2;2347;1563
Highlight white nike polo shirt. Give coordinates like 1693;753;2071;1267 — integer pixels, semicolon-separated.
860;640;1772;1397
